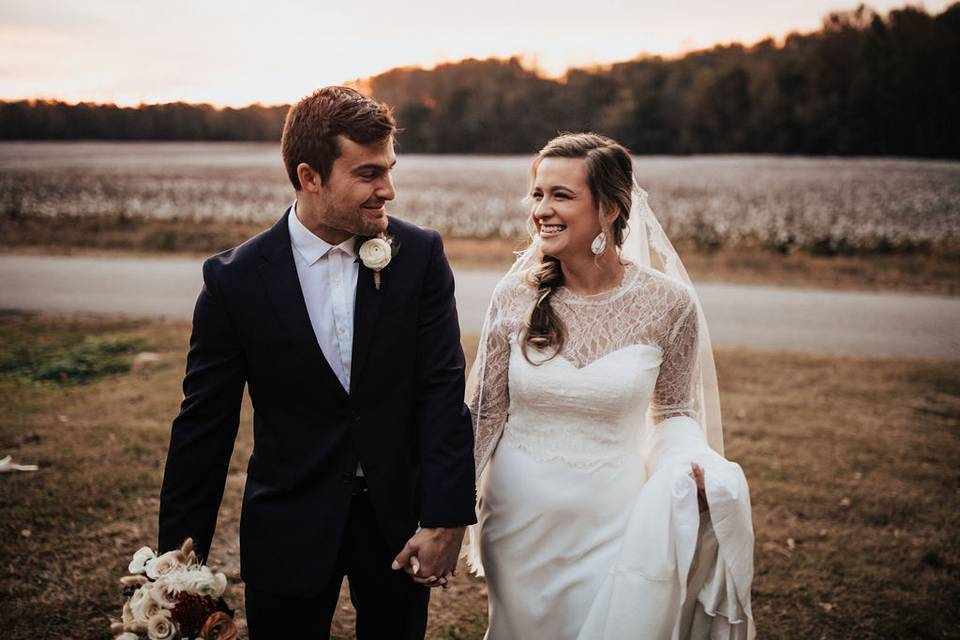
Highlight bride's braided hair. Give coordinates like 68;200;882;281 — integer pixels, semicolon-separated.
522;133;633;364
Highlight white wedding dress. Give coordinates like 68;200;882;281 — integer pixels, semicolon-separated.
469;261;755;640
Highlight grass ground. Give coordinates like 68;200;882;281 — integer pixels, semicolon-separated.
2;215;959;295
0;314;958;639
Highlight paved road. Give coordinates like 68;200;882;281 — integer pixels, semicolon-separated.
1;254;958;359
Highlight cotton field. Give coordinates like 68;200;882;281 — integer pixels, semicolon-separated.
1;143;958;254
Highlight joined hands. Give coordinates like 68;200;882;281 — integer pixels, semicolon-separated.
391;526;466;589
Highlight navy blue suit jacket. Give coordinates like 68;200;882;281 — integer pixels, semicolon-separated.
158;209;477;596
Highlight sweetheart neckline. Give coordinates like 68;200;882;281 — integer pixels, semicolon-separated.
510;340;663;371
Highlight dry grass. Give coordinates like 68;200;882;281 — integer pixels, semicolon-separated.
0;315;958;639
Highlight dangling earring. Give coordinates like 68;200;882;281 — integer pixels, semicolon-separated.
591;231;607;256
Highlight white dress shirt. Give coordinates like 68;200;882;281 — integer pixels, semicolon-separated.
288;202;359;394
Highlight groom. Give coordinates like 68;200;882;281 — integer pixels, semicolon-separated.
158;86;477;638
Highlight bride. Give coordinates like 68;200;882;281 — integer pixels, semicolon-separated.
467;133;755;639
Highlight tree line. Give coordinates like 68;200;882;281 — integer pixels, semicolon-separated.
2;3;957;157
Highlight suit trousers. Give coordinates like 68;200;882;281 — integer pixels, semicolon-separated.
245;481;430;639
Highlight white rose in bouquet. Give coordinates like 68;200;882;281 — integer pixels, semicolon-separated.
145;550;183;580
180;565;228;598
146;610;175;640
116;633;139;640
129;584;161;623
128;546;156;575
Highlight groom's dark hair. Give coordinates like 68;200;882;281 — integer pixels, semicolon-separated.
281;86;396;190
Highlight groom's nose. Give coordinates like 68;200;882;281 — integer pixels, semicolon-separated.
375;173;396;202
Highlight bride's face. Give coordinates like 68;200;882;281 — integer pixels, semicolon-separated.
529;157;601;260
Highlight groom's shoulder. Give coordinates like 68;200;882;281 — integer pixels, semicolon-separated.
386;216;442;256
200;218;280;281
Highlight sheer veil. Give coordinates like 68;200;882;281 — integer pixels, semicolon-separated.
467;178;724;482
620;182;724;455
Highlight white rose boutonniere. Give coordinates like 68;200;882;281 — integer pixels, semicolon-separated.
358;235;399;290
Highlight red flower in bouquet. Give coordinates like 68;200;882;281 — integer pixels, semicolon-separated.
172;591;221;638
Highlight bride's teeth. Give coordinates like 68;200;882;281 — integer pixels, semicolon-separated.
541;225;566;233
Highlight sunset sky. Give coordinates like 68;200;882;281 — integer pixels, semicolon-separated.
0;0;953;107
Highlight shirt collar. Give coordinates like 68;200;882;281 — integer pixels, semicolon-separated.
288;201;357;265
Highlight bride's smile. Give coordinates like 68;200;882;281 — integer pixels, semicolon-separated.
529;156;608;259
539;224;566;236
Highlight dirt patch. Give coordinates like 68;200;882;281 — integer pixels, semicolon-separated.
1;315;958;639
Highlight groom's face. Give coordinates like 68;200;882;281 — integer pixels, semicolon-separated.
316;135;397;237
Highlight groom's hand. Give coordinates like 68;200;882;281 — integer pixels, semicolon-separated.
391;526;465;586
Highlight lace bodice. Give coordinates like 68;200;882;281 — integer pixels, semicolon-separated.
470;261;701;473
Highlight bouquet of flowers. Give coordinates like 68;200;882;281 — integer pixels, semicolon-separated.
109;538;236;640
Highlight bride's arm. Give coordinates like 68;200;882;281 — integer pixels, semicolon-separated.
651;289;709;509
651;289;700;423
468;281;514;478
651;289;756;633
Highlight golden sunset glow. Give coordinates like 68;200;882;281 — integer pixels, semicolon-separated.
0;0;955;106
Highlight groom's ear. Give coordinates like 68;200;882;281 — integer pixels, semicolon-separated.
297;162;322;192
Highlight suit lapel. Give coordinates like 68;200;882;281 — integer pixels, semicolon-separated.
351;226;396;392
258;208;348;400
350;255;384;393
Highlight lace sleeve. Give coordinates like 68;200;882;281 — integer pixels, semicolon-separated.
469;279;516;476
651;289;700;422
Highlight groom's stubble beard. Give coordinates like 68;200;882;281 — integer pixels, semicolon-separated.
314;190;389;239
334;199;388;238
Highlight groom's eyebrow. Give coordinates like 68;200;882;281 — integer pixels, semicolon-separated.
352;159;397;174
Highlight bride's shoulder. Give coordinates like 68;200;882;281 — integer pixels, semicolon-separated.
625;263;696;311
492;269;536;304
483;271;534;330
